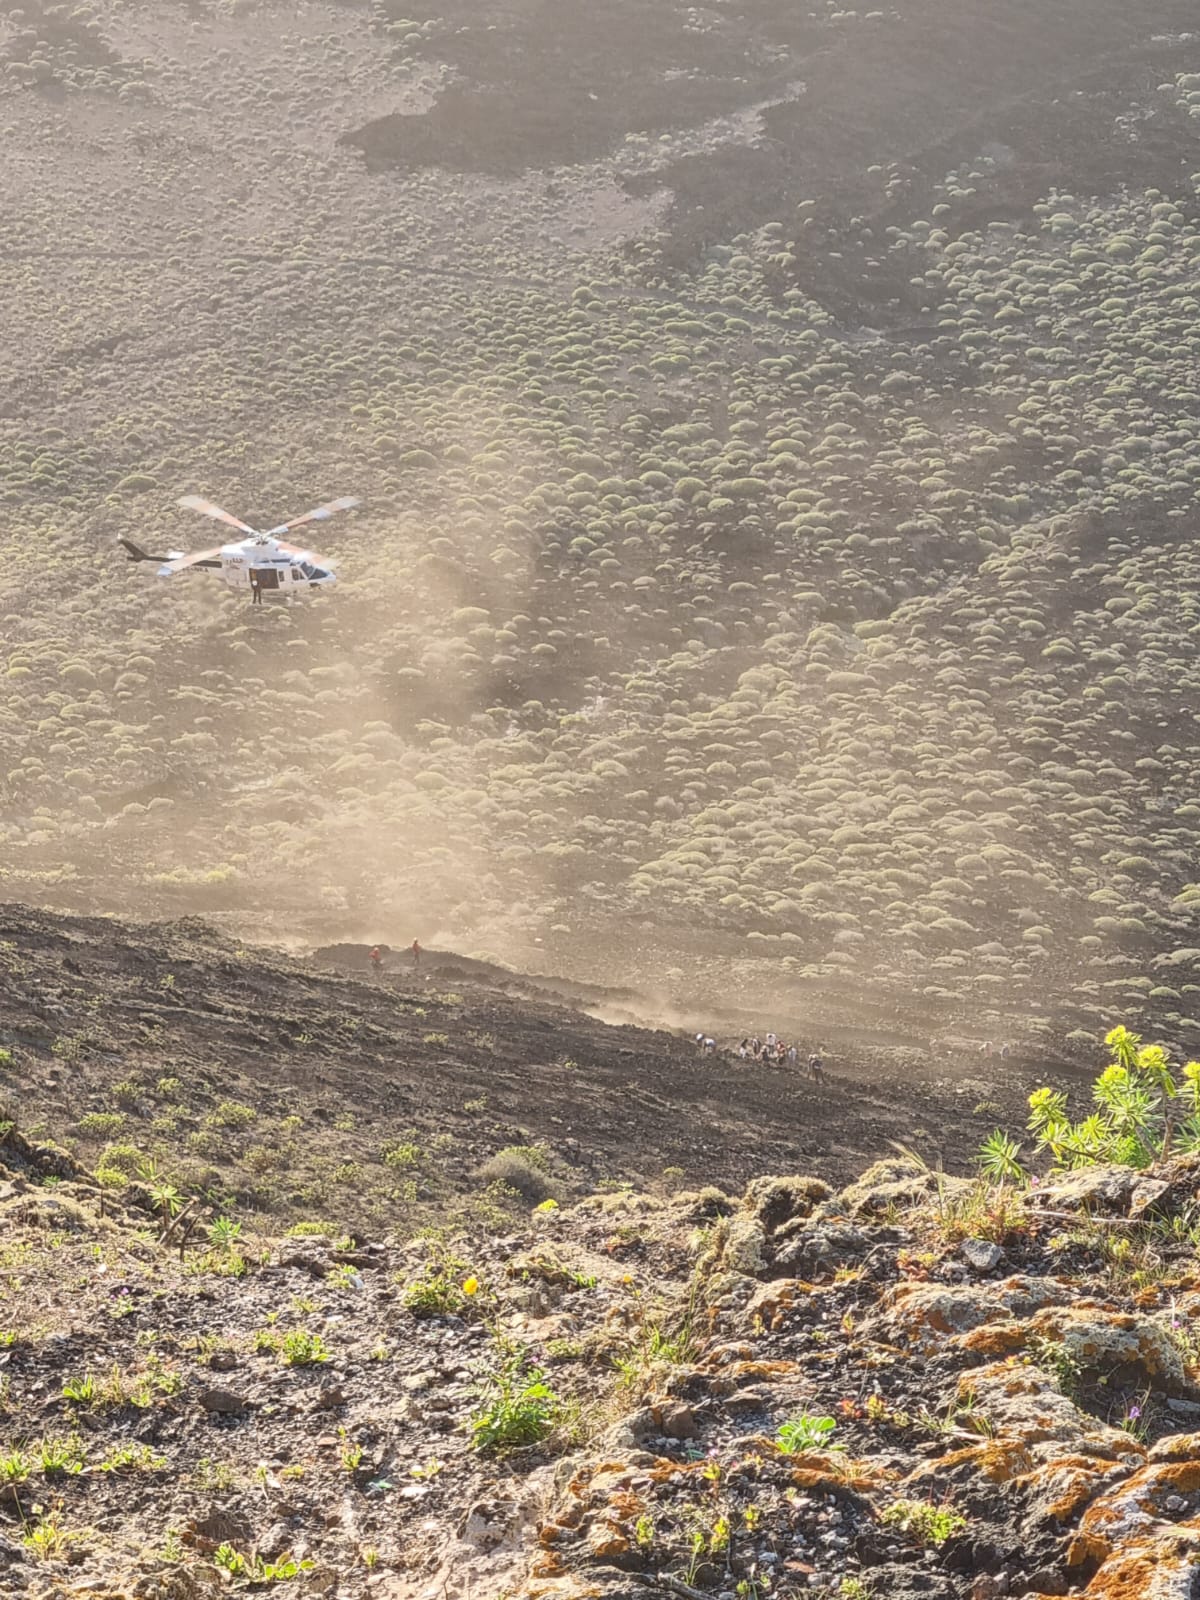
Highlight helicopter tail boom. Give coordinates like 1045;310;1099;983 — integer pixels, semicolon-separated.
117;536;168;563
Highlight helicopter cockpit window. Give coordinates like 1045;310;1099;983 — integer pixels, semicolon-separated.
299;562;318;579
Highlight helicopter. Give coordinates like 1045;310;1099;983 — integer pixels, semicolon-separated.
118;494;359;603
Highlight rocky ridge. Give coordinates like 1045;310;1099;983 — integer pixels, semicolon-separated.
5;1121;1200;1599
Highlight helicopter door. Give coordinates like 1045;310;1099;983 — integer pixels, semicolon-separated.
255;568;281;592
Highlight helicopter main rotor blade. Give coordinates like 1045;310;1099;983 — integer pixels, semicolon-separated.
264;497;359;537
178;496;259;536
157;546;225;576
273;540;332;564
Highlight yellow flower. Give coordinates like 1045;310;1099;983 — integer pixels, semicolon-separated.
462;1277;479;1297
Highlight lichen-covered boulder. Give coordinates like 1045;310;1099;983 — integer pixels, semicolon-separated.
958;1304;1196;1398
875;1275;1072;1353
1068;1465;1200;1568
1149;1432;1200;1464
1084;1523;1200;1598
1029;1166;1137;1215
836;1157;973;1217
741;1277;814;1330
773;1220;872;1278
1030;1307;1197;1397
958;1363;1145;1458
1088;1516;1200;1593
1018;1453;1134;1529
723;1212;768;1275
741;1174;831;1233
1068;1461;1200;1571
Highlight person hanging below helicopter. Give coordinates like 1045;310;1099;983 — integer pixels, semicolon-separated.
249;569;264;606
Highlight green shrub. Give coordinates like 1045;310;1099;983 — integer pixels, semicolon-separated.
207;1101;257;1130
776;1414;840;1454
1023;1025;1200;1170
880;1498;967;1546
77;1112;126;1138
477;1145;555;1203
279;1330;329;1367
383;1140;421;1168
96;1143;144;1177
468;1356;559;1453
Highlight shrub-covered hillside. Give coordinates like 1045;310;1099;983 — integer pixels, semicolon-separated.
3;0;1200;1038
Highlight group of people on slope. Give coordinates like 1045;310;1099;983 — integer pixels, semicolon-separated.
368;941;421;973
694;1031;826;1082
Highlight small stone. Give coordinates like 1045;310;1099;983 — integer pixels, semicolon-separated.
208;1350;239;1372
189;1508;253;1548
660;1403;700;1440
960;1239;1005;1273
313;1385;346;1411
278;1250;327;1277
197;1387;247;1415
1025;1569;1066;1596
258;1522;293;1559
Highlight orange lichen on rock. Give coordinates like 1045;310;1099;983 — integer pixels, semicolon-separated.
1142;1462;1200;1494
879;1278;1074;1353
518;1575;606;1600
1069;1529;1116;1574
1149;1431;1200;1464
1021;1307;1195;1395
529;1552;568;1578
905;1439;1035;1488
585;1523;631;1558
576;1464;639;1501
724;1359;800;1382
1082;1523;1200;1597
790;1455;882;1492
743;1279;816;1325
958;1321;1028;1356
567;1460;631;1498
1034;1461;1124;1525
605;1489;647;1520
956;1362;1040;1402
1068;1462;1200;1569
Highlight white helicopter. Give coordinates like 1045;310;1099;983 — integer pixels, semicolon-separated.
118;494;359;603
